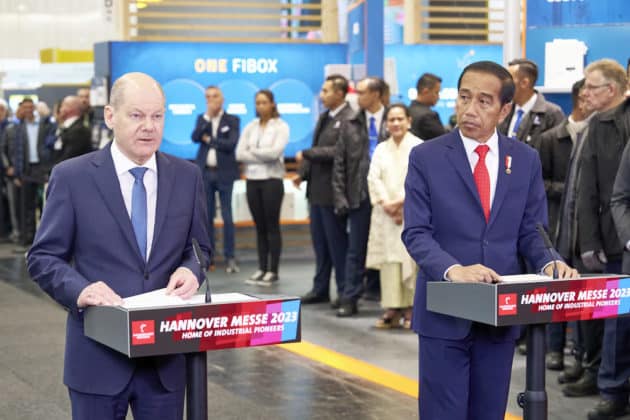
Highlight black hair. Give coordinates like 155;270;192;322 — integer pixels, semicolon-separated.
457;61;515;105
416;73;442;92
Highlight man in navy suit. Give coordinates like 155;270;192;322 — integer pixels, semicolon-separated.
192;85;240;273
402;61;577;420
27;72;211;420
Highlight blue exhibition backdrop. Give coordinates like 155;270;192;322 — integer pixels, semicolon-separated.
106;42;346;159
527;0;630;27
526;0;630;84
387;44;502;126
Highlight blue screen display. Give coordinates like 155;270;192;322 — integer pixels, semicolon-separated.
109;42;347;159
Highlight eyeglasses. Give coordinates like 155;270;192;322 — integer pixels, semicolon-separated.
583;83;610;91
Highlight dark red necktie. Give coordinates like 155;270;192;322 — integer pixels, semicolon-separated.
473;144;490;222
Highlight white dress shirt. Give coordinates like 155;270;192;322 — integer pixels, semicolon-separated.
507;93;537;137
365;106;385;137
443;129;500;280
204;110;223;168
460;130;499;207
110;140;157;260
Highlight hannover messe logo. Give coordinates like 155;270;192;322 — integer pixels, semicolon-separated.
498;294;518;316
131;320;155;345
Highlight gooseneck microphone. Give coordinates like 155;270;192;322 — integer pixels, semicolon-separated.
191;238;212;303
536;223;558;279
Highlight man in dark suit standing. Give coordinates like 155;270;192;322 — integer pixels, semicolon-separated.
27;72;211;420
402;61;577;420
52;95;93;164
578;59;630;420
408;72;445;140
192;86;240;273
332;76;388;317
538;79;593;374
10;97;55;247
294;74;352;305
498;58;564;150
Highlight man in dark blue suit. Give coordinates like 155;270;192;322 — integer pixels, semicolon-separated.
192;85;240;273
27;72;211;420
402;61;577;420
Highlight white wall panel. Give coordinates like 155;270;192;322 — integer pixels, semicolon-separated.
0;0;121;59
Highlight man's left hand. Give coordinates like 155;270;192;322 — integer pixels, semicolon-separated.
166;267;199;299
544;261;579;279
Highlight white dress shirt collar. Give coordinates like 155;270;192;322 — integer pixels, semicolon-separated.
459;128;499;207
110;139;157;176
329;102;347;118
365;106;385;135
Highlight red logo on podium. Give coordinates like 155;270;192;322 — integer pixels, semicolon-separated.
498;294;518;316
132;320;155;345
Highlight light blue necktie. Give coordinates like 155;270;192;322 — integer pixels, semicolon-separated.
511;108;525;138
368;116;378;158
130;167;148;260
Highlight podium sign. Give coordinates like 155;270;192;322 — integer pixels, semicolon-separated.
84;294;301;358
427;275;630;327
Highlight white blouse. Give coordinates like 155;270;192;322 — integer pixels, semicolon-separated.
235;118;289;180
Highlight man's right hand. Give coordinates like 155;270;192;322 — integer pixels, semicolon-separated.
77;281;123;308
446;264;500;283
581;250;607;272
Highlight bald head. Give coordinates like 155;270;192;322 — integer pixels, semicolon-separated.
109;72;165;110
104;72;166;165
59;96;83;122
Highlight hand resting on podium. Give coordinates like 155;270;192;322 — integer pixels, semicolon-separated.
446;261;579;284
77;267;200;308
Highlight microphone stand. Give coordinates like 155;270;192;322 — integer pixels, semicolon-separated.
187;238;211;420
518;223;558;420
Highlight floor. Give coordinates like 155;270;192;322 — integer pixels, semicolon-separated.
0;241;625;420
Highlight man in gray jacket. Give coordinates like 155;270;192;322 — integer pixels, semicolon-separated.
498;58;564;150
332;77;388;317
578;58;630;420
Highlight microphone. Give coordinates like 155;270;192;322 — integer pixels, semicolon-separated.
536;223;558;279
191;238;212;303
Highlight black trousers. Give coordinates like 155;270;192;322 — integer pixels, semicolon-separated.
246;179;284;273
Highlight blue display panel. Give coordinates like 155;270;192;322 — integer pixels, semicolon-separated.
527;0;630;27
108;42;346;159
386;44;503;127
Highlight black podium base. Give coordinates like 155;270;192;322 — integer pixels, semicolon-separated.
186;352;208;420
517;324;548;420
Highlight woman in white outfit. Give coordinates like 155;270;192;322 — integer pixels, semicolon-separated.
366;104;423;328
236;90;289;286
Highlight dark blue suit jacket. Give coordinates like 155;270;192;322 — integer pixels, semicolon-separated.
191;112;240;182
402;129;552;341
27;145;211;395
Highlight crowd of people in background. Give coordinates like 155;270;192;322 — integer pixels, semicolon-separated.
0;88;95;250
7;54;630;419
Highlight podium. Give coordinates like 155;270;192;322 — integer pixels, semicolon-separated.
84;292;301;420
427;275;630;420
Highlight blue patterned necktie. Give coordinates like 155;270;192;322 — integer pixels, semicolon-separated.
368;116;378;158
129;167;148;260
511;108;525;138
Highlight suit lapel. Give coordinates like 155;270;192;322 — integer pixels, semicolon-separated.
151;152;175;261
91;145;144;263
488;135;514;227
445;131;483;213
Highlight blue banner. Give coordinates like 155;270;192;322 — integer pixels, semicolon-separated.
108;42;346;159
527;0;630;28
386;44;503;128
